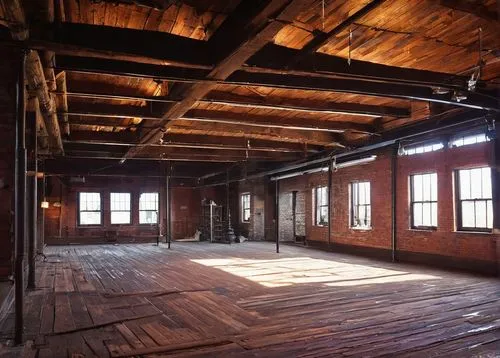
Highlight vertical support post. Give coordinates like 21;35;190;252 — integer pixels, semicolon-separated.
489;121;499;275
327;159;332;249
167;161;172;249
37;169;45;254
275;179;279;254
391;142;399;263
14;49;27;345
27;112;37;289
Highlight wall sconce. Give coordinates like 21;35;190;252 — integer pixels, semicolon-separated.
41;201;49;209
53;202;61;208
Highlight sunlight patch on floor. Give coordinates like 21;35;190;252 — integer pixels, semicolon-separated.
191;257;441;287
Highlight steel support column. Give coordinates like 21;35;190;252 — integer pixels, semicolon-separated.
14;49;27;345
27;112;37;289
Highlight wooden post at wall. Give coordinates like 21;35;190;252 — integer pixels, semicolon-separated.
37;169;45;254
275;180;279;254
327;159;332;249
27;111;37;289
14;49;26;345
491;125;499;275
167;161;172;249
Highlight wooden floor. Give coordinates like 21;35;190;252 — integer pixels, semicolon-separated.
1;242;499;357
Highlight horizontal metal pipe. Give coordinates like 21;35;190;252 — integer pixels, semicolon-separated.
198;113;487;186
63;111;351;134
63;139;306;153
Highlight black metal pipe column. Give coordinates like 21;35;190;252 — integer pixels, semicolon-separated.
391;142;399;262
37;167;45;254
27;112;37;289
328;159;332;249
275;179;279;253
14;50;27;345
167;161;171;249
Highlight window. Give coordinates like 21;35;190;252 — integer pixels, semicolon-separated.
451;133;488;148
79;192;101;225
457;167;493;231
241;193;250;222
314;186;328;226
410;173;438;228
351;182;371;229
139;193;159;224
403;142;444;156
110;193;131;224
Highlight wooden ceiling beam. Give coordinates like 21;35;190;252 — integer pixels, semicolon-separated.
202;91;410;118
64;142;300;160
250;44;471;88
166;120;342;147
67;130;317;153
29;22;213;69
55;56;499;111
63;102;371;134
122;0;317;160
58;89;410;117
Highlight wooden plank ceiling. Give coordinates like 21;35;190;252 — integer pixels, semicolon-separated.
1;0;499;178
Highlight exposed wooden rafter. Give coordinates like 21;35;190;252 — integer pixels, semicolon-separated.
122;0;318;160
57;89;410;118
55;56;500;112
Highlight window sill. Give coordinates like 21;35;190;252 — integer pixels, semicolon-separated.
351;226;372;231
409;227;437;232
454;230;493;235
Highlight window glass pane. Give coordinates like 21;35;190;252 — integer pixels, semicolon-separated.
459;170;471;200
422;202;431;226
474;201;487;228
413;203;422;227
470;168;483;199
461;201;475;228
431;202;438;227
413;175;422;201
111;211;130;224
422;174;431;201
352;184;358;206
481;167;492;199
431;173;438;201
80;211;101;225
487;200;493;229
140;211;157;224
364;183;370;205
110;193;130;211
358;206;366;225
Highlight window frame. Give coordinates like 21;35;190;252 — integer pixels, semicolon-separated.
350;181;371;230
139;192;159;225
241;193;251;223
110;192;131;225
455;167;493;232
77;192;102;226
450;132;489;148
402;141;444;156
314;186;329;227
409;172;438;230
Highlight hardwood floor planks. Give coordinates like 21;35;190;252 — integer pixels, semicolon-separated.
0;242;498;357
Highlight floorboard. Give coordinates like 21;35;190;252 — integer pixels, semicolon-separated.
0;242;499;357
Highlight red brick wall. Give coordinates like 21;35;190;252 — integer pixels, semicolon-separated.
45;176;165;243
397;142;496;262
274;144;498;268
237;178;267;240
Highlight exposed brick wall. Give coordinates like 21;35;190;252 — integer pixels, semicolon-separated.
237;178;267;240
396;142;497;262
272;144;498;270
